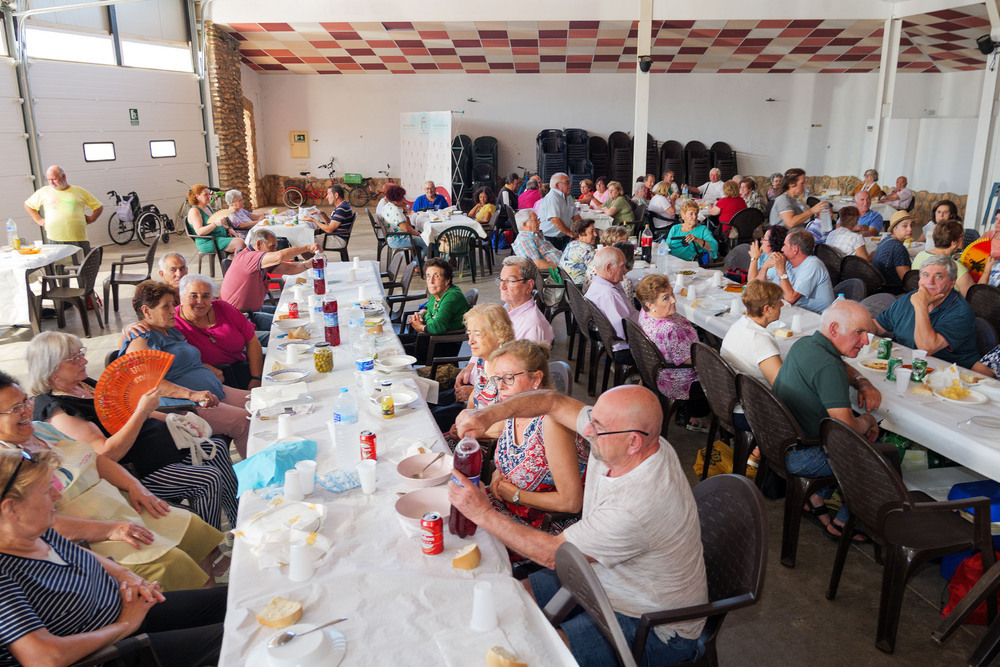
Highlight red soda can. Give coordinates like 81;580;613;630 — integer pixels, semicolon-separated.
421;511;444;555
359;430;377;461
287;302;299;319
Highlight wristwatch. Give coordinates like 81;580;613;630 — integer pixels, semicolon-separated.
779;273;789;281
250;375;262;381
511;487;521;505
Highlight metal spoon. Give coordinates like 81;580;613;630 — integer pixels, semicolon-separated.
268;618;347;648
413;452;445;479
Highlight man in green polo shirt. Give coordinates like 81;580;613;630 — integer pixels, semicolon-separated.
773;299;882;541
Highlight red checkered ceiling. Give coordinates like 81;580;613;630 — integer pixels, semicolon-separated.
221;7;989;75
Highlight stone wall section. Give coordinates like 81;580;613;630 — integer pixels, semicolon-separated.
206;22;250;201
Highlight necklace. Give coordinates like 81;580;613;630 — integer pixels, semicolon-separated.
180;309;216;343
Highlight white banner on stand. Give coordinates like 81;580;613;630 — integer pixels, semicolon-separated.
400;111;452;205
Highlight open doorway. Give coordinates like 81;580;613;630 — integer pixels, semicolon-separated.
243;98;259;208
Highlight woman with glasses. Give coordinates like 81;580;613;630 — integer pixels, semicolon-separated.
0;445;227;667
485;340;588;533
402;258;470;358
0;372;226;593
28;332;238;531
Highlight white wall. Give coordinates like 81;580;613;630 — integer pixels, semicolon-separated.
254;70;979;195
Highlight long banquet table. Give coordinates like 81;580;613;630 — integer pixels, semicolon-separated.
219;260;574;666
0;243;80;332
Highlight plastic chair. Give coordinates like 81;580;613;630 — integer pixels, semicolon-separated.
815;243;844;284
976;317;998;356
549;361;572;397
380;252;407;295
832;278;866;302
103;237;158;325
431;226;478;283
585;304;632;392
821;418;995;654
967;283;1000;336
737;373;835;568
623;318;688;439
543;474;768;667
728;208;764;247
860;293;898;319
692;343;750;479
464;288;479;308
564;279;597;391
386;260;426;325
368;209;387;262
320;210;355;262
724;244;751;273
840;254;885;295
901;268;920;292
70;633;162;667
185;222;227;277
38;246;105;338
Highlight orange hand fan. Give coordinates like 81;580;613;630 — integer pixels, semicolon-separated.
94;350;174;434
960;237;991;282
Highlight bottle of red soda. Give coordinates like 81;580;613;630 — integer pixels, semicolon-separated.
312;250;327;295
449;436;483;537
322;294;340;346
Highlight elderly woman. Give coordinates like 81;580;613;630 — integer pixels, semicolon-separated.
769;168;829;229
913;219;974;295
850;168;884;200
220;189;263;239
632;184;651;208
0;445;227;667
186;184;245;255
382;183;427;261
872;210;914;290
402;257;471;361
592;176;610;206
720;280;785;385
707;180;747;232
824;206;869;260
485;340;588;533
917;199;961;244
0;372;225;593
518;177;542;210
747;225;788;281
559;218;597;284
28;333;237;530
667;200;718;262
648;180;679;238
173;274;263;390
577;179;596;208
596;181;634;226
120;281;250;457
740;177;767;214
469;186;496;223
766;172;783;201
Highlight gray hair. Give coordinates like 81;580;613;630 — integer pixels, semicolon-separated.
920;254;958;281
549;172;568;189
786;229;814;255
424;180;435;188
27;331;82;396
246;226;276;248
157;251;187;272
224;189;244;206
594;246;624;272
769;172;783;182
178;273;215;297
709;167;721;177
502;255;541;288
819;299;868;336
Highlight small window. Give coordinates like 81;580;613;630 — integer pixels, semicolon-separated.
122;40;193;73
149;140;176;158
83;142;115;162
25;27;114;66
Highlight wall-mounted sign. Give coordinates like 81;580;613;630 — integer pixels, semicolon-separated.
290;131;309;158
129;108;139;126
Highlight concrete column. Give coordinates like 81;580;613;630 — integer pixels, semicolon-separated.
632;0;652;186
867;17;900;177
965;0;1000;231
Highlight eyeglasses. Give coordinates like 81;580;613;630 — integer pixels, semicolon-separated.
495;277;527;287
0;396;34;417
0;448;37;502
588;416;649;439
65;347;87;363
488;371;529;387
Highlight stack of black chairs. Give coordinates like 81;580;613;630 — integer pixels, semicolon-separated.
643;134;658;178
536;129;567;184
452;135;473;209
608;131;632;185
565;129;592;198
685;140;711;187
711;142;738;181
588;135;609;183
659;140;685;184
473;136;498;193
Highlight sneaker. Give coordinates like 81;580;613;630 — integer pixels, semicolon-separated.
686;423;710;434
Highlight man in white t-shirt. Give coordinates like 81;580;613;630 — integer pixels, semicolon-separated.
689;167;725;202
450;385;708;666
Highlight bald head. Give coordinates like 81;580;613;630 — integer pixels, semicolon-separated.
597;385;662;447
594;247;625;282
820;299;873;358
45;165;67;190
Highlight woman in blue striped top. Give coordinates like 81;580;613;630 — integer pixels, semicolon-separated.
0;446;226;667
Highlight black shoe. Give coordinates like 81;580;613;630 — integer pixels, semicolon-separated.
41;308;56;320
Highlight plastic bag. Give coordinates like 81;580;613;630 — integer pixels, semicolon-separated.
233;439;317;497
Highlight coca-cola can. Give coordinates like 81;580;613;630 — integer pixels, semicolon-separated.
421;512;444;555
359;430;377;461
287;301;299;319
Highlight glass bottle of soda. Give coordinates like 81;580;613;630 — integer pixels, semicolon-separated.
322;294;340;346
312;250;327;295
640;224;653;263
448;436;483;538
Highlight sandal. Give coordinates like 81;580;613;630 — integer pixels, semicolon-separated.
826;521;872;544
802;500;830;528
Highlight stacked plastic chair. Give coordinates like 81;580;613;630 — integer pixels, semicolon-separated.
473;136;499;193
608;131;632;185
685;140;711;188
452;135;473;210
563;128;592;198
643;134;658;178
568;158;594;199
588;135;610;183
711;141;739;181
472;162;497;196
659;140;685;184
536;129;567;184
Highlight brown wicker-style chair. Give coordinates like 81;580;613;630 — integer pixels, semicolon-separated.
821;418;995;654
102;237;158;325
38;246;104;338
860;293;898;319
368;208;387;262
564;279;599;393
967;283;1000;336
386;260;426;325
737;374;835;568
543;474;768;667
692;343;750;479
623;318;690;439
70;633;162;667
840;254;885;295
380;252;407;294
728;208;765;248
320;210;355;262
901;268;920;293
586;304;633;392
815;243;843;284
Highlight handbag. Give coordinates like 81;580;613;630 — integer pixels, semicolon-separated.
165;412;219;465
115;193;136;222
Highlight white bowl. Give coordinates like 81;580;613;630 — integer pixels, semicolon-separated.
275;318;309;331
394;487;450;529
397;452;453;488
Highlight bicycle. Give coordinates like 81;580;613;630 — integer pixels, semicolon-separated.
345;164;393;208
107;190;173;246
175;180;225;235
281;171;329;208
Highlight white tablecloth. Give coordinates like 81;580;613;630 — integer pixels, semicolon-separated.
220;261;574;666
829;198;896;222
263;223;317;248
419;214;486;247
0;244;80;326
578;209;616;231
863;236;923;259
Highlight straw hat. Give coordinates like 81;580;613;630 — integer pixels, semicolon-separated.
887;210;914;233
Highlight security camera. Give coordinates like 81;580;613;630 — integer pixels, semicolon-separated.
638;55;652;73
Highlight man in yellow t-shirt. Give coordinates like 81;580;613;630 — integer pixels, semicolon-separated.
24;165;103;255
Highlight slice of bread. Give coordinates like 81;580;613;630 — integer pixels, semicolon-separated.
257;596;303;629
452;543;481;570
486;646;527;667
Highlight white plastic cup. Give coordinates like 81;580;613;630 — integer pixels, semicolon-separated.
358;284;367;302
348;268;357;283
288;544;313;582
285;346;299;365
353;256;361;270
292;285;305;302
687;285;697;301
713;271;723;287
470;581;498;632
730;297;743;315
913;350;927;360
33;240;43;249
675;273;685;289
895;373;910;395
284;469;304;501
356;459;376;494
295;460;316;494
791;314;802;333
278;413;294;440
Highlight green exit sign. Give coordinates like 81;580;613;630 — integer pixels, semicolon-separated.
129;108;139;126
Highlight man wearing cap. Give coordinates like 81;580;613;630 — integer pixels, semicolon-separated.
872;210;915;290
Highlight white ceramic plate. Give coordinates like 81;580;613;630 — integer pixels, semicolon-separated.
275;318;309;331
275;342;313;353
969;415;1000;429
690;300;728;315
395;487;450;530
933;387;989;405
976;379;1000;400
377;354;417;369
265;369;310;384
392;389;418;407
247;626;345;667
360;301;384;315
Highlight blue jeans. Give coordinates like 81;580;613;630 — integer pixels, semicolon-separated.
529;569;700;667
785;446;849;525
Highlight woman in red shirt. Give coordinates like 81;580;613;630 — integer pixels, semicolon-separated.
707;180;747;235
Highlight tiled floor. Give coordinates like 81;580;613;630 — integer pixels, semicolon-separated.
0;206;987;665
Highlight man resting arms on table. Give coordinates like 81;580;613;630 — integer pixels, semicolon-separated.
450;385;708;667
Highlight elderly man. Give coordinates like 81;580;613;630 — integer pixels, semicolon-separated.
538;172;581;251
219;227;318;330
633;173;655;196
853;190;884;237
656;170;680;196
157;252;189;289
24;165;103;255
498;256;554;346
586;247;638;365
689;167;724;202
513;210;562;271
880;176;914;211
774;299;882;541
450;385;708;666
762;229;834;313
412;181;448;212
873;255;979;368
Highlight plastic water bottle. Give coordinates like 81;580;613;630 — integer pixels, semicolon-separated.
346;302;365;341
656;240;669;273
332;387;359;469
5;218;17;248
682;184;689;197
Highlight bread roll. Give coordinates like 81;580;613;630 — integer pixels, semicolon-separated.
486;646;527;667
773;328;792;338
257;596;303;629
452;543;481;570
